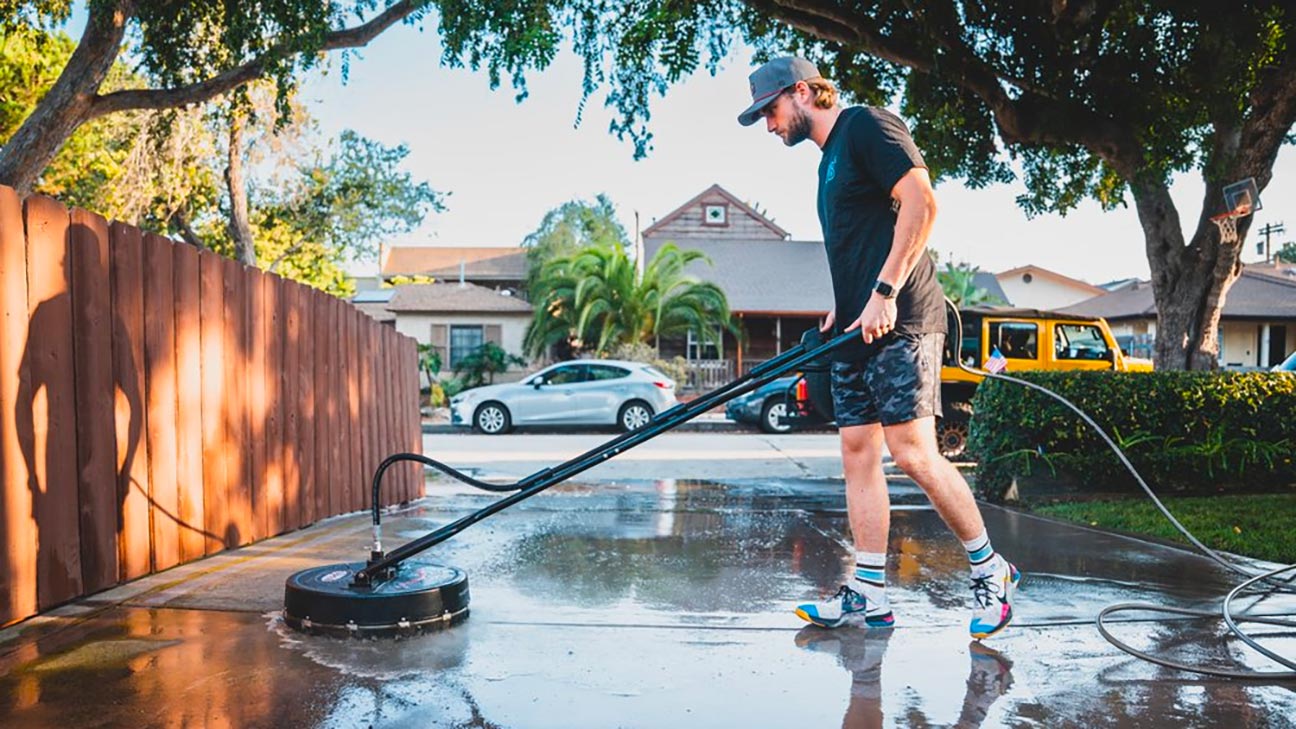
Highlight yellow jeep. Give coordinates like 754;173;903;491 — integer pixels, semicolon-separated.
937;306;1153;458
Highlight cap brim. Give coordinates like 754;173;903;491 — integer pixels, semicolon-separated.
737;98;773;127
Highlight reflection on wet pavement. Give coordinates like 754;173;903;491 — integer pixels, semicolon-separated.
1;477;1293;728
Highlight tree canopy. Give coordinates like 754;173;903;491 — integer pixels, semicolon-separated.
6;2;1294;367
521;194;628;291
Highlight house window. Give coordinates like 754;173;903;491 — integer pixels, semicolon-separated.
449;325;485;368
687;327;721;360
702;204;728;226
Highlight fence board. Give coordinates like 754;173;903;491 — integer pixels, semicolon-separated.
360;312;375;512
142;233;180;572
172;243;205;561
379;327;395;506
280;280;302;531
334;293;349;511
297;284;317;526
396;335;408;504
69;209;117;593
263;273;284;537
345;304;360;512
392;328;408;504
247;269;268;542
199;251;228;555
407;338;422;499
312;289;330;521
110;222;152;581
222;258;251;547
25;196;83;608
0;186;37;625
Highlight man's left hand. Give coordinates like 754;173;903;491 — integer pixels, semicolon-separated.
845;293;897;344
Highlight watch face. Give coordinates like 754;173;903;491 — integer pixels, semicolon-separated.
704;204;727;224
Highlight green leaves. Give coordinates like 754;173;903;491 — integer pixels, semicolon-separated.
970;370;1296;501
524;237;734;359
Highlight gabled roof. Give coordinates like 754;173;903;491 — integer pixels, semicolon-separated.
387;282;533;314
644;237;829;314
972;271;1009;304
1060;270;1296;320
642;184;789;240
381;246;526;278
996;265;1105;295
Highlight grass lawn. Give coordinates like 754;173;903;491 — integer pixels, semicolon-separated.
1032;493;1296;565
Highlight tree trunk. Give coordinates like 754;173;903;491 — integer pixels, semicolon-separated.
1132;178;1245;371
224;110;257;267
0;2;133;194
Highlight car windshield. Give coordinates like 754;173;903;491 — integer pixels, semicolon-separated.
1278;350;1296;372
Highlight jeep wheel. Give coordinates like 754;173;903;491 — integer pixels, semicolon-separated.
936;401;974;461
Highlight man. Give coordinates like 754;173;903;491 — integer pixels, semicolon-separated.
738;57;1018;639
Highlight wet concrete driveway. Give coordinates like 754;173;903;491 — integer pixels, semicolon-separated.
2;476;1294;728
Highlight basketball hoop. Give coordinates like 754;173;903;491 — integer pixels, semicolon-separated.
1211;178;1262;245
1211;206;1247;244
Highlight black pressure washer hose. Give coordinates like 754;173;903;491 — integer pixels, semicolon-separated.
946;303;1296;680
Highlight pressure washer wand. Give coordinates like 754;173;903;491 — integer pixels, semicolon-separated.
353;328;858;586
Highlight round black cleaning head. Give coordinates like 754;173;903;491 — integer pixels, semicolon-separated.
283;560;469;637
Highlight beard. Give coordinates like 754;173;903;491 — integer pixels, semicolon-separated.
783;105;812;147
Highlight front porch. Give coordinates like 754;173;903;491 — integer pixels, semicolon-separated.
664;313;824;391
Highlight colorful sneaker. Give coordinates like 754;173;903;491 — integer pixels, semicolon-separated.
795;585;895;629
969;557;1020;640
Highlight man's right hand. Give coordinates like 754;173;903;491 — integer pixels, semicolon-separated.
820;308;835;333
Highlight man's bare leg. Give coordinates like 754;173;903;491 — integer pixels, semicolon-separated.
881;416;983;541
883;415;1019;639
840;423;889;553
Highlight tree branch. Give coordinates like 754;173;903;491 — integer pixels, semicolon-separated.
88;0;431;119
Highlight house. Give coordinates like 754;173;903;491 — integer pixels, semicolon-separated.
1059;264;1296;368
380;245;527;294
386;282;534;380
642;184;832;381
994;264;1106;310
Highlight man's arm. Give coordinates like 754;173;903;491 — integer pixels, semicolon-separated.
877;167;938;290
850;167;937;342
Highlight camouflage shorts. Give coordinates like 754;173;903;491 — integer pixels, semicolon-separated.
831;332;944;427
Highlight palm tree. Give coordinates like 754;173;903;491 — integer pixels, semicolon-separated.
525;243;735;358
937;259;1005;306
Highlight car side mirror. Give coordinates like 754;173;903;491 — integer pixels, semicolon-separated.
532;378;545;389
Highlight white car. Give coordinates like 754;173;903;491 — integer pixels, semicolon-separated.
450;359;678;434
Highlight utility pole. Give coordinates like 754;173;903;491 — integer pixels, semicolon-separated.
1257;222;1285;263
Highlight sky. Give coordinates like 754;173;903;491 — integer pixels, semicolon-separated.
61;8;1296;285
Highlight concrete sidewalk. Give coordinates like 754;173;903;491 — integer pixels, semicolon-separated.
2;455;1294;727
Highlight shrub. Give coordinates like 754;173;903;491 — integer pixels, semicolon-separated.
969;371;1296;501
606;341;689;387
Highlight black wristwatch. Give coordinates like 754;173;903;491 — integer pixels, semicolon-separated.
874;279;899;299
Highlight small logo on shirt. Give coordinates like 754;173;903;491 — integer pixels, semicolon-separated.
825;156;838;182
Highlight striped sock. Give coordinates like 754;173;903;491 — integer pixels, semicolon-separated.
853;552;889;612
963;531;998;575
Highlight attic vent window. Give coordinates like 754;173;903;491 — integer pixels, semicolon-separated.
703;204;728;226
1022;273;1033;284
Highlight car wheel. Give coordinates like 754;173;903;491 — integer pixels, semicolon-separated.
618;400;653;432
936;400;974;461
760;399;793;434
473;402;511;435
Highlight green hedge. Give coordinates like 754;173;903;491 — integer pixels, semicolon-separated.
969;371;1296;501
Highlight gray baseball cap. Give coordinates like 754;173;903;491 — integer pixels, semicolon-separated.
737;56;821;126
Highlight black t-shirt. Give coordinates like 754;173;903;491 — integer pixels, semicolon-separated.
817;106;947;361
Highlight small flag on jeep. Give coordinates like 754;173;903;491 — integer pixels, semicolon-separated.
984;346;1008;374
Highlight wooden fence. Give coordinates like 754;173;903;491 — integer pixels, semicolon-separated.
0;186;423;627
